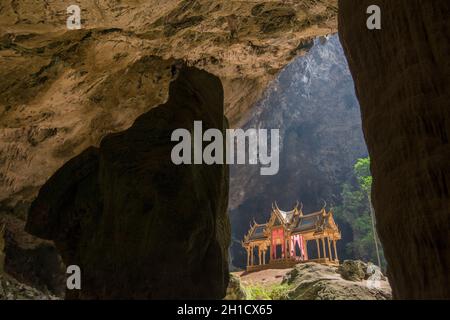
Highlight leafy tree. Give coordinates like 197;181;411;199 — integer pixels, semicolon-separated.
354;157;372;193
334;157;386;269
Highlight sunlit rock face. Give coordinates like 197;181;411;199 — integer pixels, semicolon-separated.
0;0;337;212
339;0;450;299
26;66;231;299
229;35;367;268
283;262;391;300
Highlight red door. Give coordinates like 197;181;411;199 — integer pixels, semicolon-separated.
271;227;285;259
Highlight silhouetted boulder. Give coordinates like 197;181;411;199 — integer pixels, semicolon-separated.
26;65;231;299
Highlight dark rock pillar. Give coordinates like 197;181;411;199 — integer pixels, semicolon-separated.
339;0;450;299
26;65;231;299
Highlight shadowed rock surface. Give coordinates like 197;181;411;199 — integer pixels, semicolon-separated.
0;215;65;296
26;66;231;299
0;273;59;300
224;273;247;300
339;0;450;299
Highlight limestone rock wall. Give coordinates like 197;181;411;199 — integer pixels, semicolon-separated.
339;0;450;299
0;0;337;211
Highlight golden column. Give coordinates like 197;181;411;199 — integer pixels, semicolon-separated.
321;238;326;259
327;237;333;260
316;239;321;259
333;240;338;261
304;240;309;260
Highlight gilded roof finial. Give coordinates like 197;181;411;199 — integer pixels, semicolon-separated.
321;199;327;215
293;200;299;216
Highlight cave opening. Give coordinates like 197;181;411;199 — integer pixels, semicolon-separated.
0;0;447;301
229;34;386;272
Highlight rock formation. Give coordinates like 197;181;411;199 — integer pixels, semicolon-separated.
0;224;4;273
26;66;231;299
338;260;378;282
228;35;367;268
339;0;450;299
282;262;391;300
1;215;65;296
0;273;59;300
224;273;247;300
236;261;391;300
0;0;337;212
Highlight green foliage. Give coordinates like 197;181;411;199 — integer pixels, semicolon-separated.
354;157;373;194
269;284;291;300
244;283;291;300
334;157;386;269
244;285;269;300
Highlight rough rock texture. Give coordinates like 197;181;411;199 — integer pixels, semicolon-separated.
338;260;368;282
224;273;247;300
0;215;65;296
0;0;337;211
26;66;230;299
0;224;4;273
0;273;59;300
282;263;391;300
229;35;367;267
339;0;450;299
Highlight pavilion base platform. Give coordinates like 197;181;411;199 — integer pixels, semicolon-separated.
246;258;339;273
